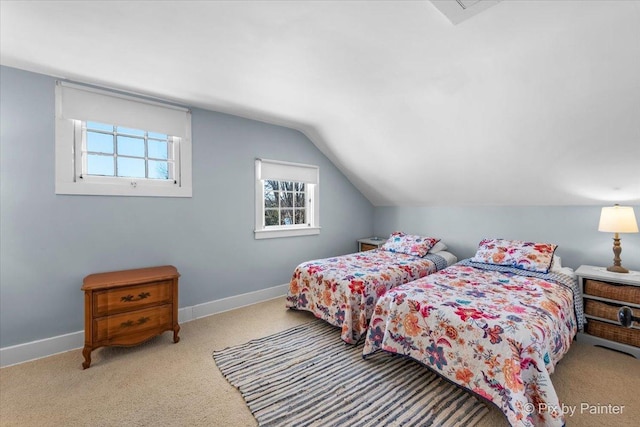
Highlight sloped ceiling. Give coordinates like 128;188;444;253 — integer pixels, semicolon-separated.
1;1;638;206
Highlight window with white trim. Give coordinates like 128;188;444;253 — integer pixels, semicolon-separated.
255;159;320;239
55;81;192;197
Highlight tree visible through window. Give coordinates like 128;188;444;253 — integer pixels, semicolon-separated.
254;158;319;239
264;180;307;226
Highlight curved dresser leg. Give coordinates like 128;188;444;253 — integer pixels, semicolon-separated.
82;346;92;369
173;324;181;343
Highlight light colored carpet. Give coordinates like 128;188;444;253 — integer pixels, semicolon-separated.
0;296;638;426
214;320;488;426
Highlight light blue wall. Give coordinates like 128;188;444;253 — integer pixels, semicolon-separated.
3;64;638;350
0;66;374;348
374;205;640;272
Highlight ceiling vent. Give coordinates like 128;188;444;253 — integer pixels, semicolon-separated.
430;0;502;24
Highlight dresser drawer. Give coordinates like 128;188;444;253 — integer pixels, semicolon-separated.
94;304;172;342
584;279;640;305
585;319;640;348
93;280;173;317
584;299;622;323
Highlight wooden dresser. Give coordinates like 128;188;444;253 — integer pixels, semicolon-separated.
81;265;180;368
576;265;640;359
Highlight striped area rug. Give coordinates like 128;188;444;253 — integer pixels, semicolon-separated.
213;320;489;426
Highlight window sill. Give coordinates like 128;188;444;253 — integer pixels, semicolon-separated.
55;182;192;197
254;227;321;240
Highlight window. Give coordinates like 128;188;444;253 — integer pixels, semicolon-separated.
264;181;307;226
82;122;176;181
55;81;192;197
255;159;320;239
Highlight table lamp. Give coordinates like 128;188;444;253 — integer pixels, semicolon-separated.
598;205;639;273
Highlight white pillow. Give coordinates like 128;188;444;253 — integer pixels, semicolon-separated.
428;241;448;254
550;255;562;272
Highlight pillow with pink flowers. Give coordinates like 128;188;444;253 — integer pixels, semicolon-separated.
382;231;441;258
470;238;558;273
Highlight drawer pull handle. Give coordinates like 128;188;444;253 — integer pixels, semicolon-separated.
121;317;151;328
121;292;151;302
619;306;639;328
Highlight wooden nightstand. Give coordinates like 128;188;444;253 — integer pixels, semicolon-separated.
358;237;387;252
576;265;640;358
81;265;180;368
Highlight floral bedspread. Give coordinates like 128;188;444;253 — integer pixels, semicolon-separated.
286;250;447;344
362;263;578;427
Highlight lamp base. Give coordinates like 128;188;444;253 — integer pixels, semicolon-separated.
607;234;629;274
606;265;629;274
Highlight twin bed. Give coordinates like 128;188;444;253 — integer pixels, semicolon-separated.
286;232;457;343
287;234;585;427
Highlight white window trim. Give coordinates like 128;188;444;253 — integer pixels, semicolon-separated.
254;158;320;239
54;81;192;197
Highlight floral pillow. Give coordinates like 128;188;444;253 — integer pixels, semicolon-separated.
470;238;558;273
382;231;441;257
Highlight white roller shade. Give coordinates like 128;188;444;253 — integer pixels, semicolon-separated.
57;82;190;138
256;158;318;184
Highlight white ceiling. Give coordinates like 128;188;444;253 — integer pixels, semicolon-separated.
1;0;639;206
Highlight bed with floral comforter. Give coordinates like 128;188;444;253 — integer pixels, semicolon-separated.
286;248;452;344
362;259;584;427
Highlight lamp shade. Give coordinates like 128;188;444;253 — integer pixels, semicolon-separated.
598;206;639;233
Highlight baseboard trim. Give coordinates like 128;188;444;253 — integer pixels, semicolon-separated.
0;283;289;368
187;283;289;321
0;331;85;369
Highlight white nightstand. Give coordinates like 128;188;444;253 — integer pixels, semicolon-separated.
576;265;640;358
358;237;387;252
